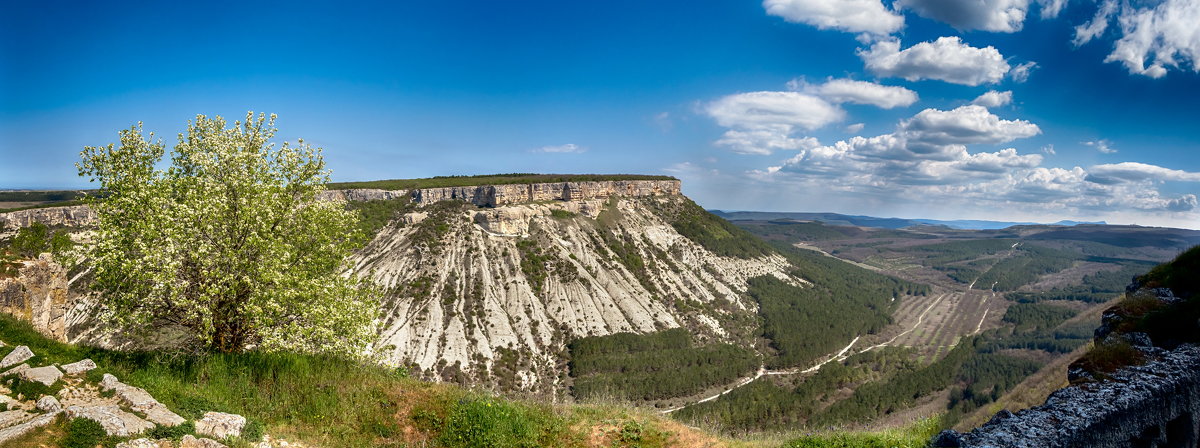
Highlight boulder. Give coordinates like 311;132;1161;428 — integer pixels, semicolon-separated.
196;411;246;439
20;365;62;386
0;411;60;444
181;435;229;448
35;395;62;412
99;373;185;426
61;358;97;375
1;363;29;377
66;404;155;437
0;346;33;369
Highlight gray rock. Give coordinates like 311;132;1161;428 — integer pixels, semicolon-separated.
934;344;1200;448
1;363;29;377
0;411;60;444
0;410;32;429
0;346;33;369
181;435;229;448
65;404;155;437
99;373;185;426
196;411;246;439
61;358;97;375
35;395;62;412
20;365;62;386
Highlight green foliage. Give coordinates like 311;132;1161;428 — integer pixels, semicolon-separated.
146;421;196;440
1138;245;1200;297
781;417;942;448
1072;341;1146;379
242;419;265;442
753;245;927;369
2;369;64;398
1002;303;1077;331
328;173;676;191
647;198;775;259
612;420;671;447
9;222;74;259
76;113;377;355
344;197;414;241
911;239;1019;265
62;417;109;448
733;220;857;242
1007;263;1152;303
550;209;576;219
435;396;563;448
568;329;758;402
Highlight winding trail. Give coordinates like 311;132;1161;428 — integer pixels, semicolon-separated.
858;292;950;353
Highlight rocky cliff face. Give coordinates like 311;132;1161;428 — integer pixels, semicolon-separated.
0;254;72;341
411;180;682;207
0;205;95;229
933;286;1200;448
350;194;794;394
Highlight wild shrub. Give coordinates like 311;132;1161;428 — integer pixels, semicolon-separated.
62;417;108;448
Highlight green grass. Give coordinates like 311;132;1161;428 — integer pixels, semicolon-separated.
780;417;941;448
328;174;676;191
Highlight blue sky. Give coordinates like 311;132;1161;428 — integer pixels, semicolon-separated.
2;1;1199;228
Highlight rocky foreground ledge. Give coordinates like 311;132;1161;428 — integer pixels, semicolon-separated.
932;286;1200;448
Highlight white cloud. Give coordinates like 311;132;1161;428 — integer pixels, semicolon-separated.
896;0;1030;32
1037;0;1068;19
900;105;1041;152
1042;144;1056;155
1107;0;1200;78
805;78;919;108
763;0;904;35
1010;61;1038;82
845;123;866;133
705;91;843;155
534;143;587;153
971;90;1013;107
1073;0;1200;78
1083;139;1117;154
707;91;844;132
715;130;821;155
1086;162;1200;184
1073;0;1116;46
859;37;1011;86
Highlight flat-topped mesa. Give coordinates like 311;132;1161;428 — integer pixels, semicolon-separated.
322;179;682;207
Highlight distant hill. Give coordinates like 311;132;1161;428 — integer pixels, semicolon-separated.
710;210;1107;230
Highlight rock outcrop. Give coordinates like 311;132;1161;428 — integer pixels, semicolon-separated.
411;179;681;207
353;194;795;393
0;254;71;341
0;205;95;229
933;287;1200;448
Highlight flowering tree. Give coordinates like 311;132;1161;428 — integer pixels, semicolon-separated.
77;112;378;355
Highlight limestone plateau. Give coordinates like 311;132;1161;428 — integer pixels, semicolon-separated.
1;179;795;395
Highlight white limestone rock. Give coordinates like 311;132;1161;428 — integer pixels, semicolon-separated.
61;358;97;375
195;411;246;439
20;365;62;386
0;410;32;428
0;346;33;369
98;373;185;426
181;435;229;448
0;411;60;444
65;404;155;437
0;363;28;377
35;395;62;412
115;439;161;448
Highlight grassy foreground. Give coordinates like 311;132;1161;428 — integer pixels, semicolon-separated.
0;313;940;447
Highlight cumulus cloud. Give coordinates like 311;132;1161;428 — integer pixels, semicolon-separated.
1083;139;1117;154
1085;162;1200;184
763;0;904;35
900;105;1041;152
971;90;1013;107
706;91;843;155
804;78;920;108
534;143;586;153
859;37;1011;86
845;123;866;133
896;0;1031;32
1073;0;1200;78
